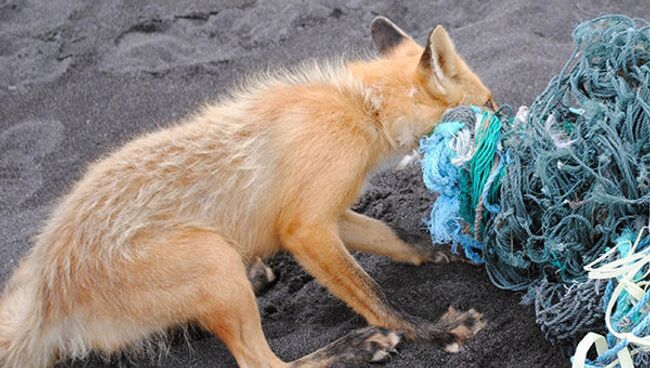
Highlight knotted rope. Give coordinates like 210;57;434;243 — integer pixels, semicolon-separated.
419;14;650;355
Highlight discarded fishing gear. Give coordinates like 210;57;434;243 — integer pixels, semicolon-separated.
419;15;650;350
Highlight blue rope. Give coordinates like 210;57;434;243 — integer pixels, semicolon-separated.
419;106;509;264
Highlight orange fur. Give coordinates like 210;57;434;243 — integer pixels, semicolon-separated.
0;17;492;368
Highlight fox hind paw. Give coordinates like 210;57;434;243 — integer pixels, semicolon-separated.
248;257;277;296
293;327;401;366
332;327;401;364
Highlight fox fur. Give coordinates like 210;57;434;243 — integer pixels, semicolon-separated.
0;17;493;368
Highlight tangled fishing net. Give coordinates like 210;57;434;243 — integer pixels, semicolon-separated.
419;15;650;366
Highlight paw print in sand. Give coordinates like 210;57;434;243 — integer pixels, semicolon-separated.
0;120;65;210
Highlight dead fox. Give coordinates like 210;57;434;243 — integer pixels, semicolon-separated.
0;17;495;368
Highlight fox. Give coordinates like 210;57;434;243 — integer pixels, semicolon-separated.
0;17;496;368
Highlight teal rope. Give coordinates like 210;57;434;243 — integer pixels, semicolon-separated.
419;15;650;349
485;15;650;291
420;106;509;263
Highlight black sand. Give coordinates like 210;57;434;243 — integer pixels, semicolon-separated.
2;1;649;367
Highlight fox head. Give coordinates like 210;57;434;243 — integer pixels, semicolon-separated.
350;17;496;153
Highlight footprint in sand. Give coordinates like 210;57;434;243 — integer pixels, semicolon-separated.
0;120;65;210
100;1;338;74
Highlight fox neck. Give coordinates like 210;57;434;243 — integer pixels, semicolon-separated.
361;81;446;166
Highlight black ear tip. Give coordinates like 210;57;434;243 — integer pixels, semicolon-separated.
371;16;408;54
371;16;391;34
425;29;435;47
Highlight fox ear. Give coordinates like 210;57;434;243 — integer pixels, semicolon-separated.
419;25;461;88
371;17;412;55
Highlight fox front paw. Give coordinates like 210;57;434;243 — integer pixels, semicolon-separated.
402;306;485;353
434;307;486;353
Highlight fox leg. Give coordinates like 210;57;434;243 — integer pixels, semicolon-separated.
133;228;399;368
281;221;484;351
281;222;404;328
338;210;453;265
122;228;283;368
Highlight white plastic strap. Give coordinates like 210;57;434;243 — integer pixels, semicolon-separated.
573;227;650;368
572;332;633;368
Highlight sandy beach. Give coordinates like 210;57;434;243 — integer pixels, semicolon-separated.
2;1;649;367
